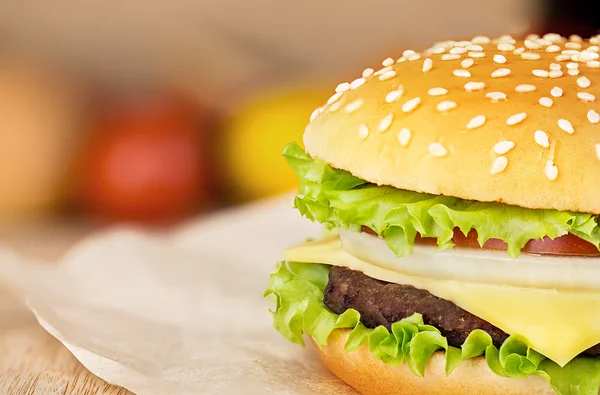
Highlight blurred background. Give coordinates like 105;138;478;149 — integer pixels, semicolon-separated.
0;0;596;257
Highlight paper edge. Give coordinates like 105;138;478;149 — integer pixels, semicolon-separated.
28;301;150;394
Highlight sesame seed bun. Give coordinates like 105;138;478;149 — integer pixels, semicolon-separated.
304;34;600;214
311;329;555;395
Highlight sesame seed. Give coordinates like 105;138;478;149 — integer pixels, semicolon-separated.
432;47;446;54
450;47;467;55
588;109;600;124
467;115;486;129
403;49;417;58
382;57;395;67
580;51;599;61
329;101;342;112
565;41;582;49
550;63;562;70
453;69;471;78
549;70;564;78
558;119;574;134
422;58;433;73
435;41;455;48
374;66;392;76
350;78;366;89
378;70;396;81
588;46;600;53
362;68;375;78
562;49;580;56
436;100;457;112
577;76;591;88
397;128;412;147
546;45;561;53
428;143;448;157
378;114;394;132
507;112;527;125
490;156;508;175
345;99;364;113
535;130;550;148
516;84;536;93
551;87;563;97
538;39;552;47
466;44;483;52
428;87;448;96
402;97;421;113
555;54;571;61
310;107;323;122
441;54;461;61
539;97;553;107
455;41;472;47
513;47;526;55
566;62;579;70
464;81;485;92
578;92;595;102
568;69;580;76
497;43;515;52
587;60;600;68
545;160;558;181
570;34;583;42
486;92;507;102
492;68;511;78
596;144;600;160
522;52;541;60
335;82;351;93
498;35;516;44
525;39;542;49
532;69;549;78
494;140;516;155
543;33;563;42
461;58;474;68
358;124;369;139
385;87;404;103
408;54;421;61
493;54;507;64
469;52;486;58
471;35;491;45
327;92;343;105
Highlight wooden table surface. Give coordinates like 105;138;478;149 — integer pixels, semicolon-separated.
0;219;132;395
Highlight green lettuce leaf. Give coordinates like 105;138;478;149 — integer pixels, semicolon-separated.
283;142;600;258
265;261;600;395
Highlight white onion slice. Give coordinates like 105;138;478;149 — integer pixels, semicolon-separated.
339;229;600;290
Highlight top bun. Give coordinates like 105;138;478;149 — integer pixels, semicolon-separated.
304;33;600;214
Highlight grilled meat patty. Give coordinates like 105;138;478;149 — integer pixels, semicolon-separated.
323;265;600;356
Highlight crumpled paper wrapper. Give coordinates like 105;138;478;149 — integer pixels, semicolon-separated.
0;195;357;394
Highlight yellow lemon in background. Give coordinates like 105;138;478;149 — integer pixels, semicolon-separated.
221;87;329;202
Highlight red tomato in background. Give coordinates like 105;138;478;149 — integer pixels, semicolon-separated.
74;90;216;224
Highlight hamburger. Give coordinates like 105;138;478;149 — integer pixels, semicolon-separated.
264;32;600;395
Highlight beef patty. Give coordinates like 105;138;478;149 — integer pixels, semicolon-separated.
323;265;600;356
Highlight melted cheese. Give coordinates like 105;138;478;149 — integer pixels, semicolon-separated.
284;237;600;366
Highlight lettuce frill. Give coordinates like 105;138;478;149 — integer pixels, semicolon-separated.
283;142;600;258
265;261;600;395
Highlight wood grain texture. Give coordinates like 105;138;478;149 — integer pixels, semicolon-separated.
0;221;131;395
0;302;132;395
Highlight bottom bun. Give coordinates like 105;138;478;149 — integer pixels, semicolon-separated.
310;329;555;395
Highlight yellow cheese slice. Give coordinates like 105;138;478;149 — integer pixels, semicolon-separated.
283;237;600;366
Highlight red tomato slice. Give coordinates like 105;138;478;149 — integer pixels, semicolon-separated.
361;226;600;256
